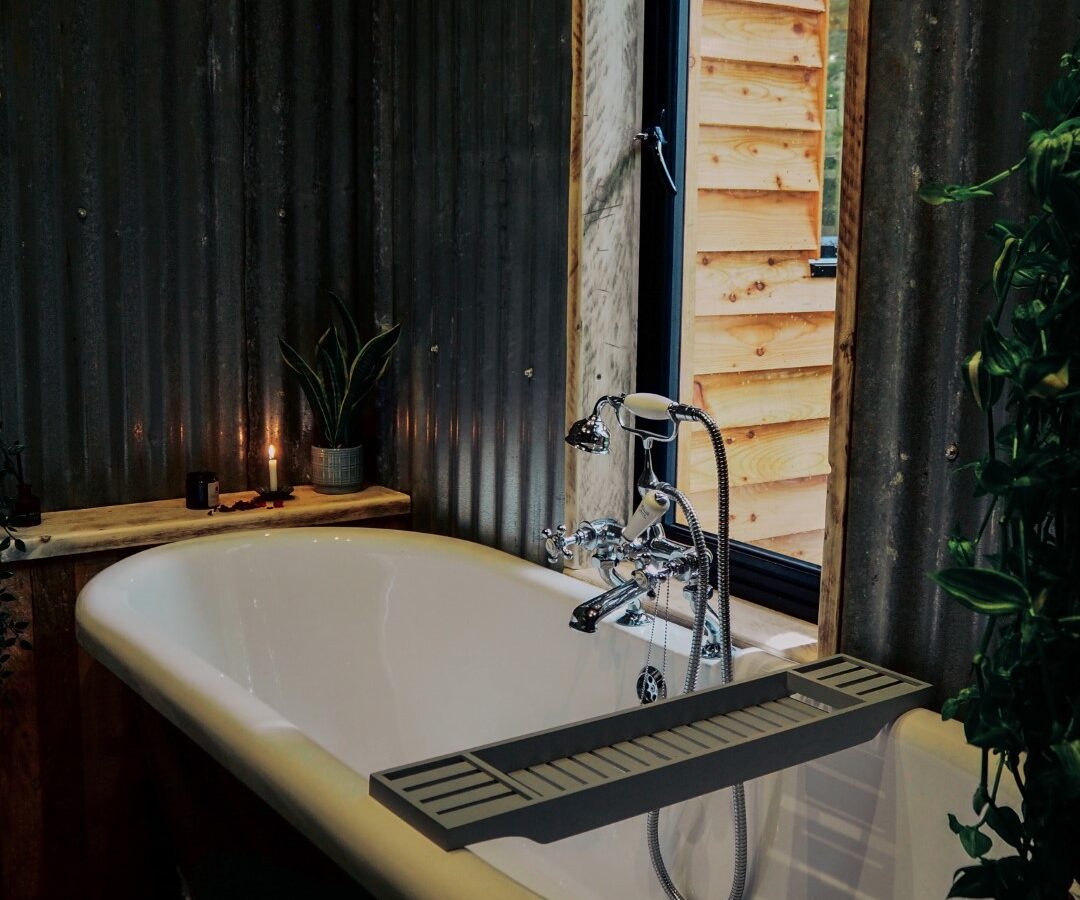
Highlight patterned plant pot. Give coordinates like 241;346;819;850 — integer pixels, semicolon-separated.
311;445;363;494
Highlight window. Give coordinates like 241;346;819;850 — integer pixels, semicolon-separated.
638;0;848;621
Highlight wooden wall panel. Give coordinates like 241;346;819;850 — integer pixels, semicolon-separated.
693;312;834;373
679;0;833;568
694;366;833;427
696;250;836;314
687;473;828;539
756;529;825;563
697;125;821;191
702;0;824;67
696;189;820;252
688;417;830;487
737;0;824;11
698;59;822;130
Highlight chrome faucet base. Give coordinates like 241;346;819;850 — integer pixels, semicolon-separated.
617;607;652;627
701;642;725;659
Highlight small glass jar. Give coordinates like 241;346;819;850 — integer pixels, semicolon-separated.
185;471;220;510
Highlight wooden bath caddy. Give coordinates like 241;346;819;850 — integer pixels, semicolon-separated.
370;655;932;850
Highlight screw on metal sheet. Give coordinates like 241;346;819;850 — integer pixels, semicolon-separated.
76;207;88;220
524;367;534;378
945;443;959;461
277;207;287;220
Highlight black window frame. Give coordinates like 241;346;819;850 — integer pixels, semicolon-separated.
636;0;820;623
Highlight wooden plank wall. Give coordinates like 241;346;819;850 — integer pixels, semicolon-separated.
678;0;834;563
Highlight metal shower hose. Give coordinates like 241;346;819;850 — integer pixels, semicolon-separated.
647;410;747;900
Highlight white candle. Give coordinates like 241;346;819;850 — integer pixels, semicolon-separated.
268;445;278;491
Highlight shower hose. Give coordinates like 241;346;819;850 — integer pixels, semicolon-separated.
648;408;747;900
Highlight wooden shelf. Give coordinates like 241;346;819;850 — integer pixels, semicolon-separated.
1;484;410;562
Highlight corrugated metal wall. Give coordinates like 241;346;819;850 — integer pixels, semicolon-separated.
0;0;361;508
369;0;572;561
1;0;572;562
840;2;1080;703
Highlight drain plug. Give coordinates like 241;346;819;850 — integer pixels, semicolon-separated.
636;665;667;704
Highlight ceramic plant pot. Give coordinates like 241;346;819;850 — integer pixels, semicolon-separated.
311;445;363;494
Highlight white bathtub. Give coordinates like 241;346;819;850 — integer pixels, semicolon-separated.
76;528;996;899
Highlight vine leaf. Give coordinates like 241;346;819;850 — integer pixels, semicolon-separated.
948;813;994;859
931;568;1030;616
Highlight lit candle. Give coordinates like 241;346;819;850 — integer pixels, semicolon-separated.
268;445;278;491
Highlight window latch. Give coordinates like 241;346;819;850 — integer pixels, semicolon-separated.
635;124;678;196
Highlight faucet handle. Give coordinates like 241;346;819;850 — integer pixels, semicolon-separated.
541;525;577;564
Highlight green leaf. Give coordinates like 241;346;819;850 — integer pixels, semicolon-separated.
948;533;976;567
1051;740;1080;785
992;238;1019;302
984;804;1024;849
947;863;999;898
919;183;996;206
972;784;988;815
979;319;1029;379
1020;357;1069;399
278;338;333;441
931;568;1030;616
1026;126;1077;200
327;292;362;361
948;814;994;859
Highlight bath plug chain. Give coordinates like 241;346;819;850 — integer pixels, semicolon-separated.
637;581;671;705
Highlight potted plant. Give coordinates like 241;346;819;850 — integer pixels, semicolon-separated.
279;294;400;494
919;47;1080;899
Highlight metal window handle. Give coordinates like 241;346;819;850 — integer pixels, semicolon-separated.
635;124;678;196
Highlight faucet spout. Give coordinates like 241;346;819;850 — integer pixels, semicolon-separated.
569;579;648;633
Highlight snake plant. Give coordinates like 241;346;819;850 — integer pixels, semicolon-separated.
920;45;1080;900
279;294;400;449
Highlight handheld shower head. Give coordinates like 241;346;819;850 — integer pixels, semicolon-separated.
565;396;618;454
565;413;611;454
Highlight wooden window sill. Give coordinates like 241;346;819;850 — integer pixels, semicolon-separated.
565;566;818;665
0;484;411;562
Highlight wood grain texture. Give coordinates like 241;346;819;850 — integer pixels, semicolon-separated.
696;189;820;252
694;311;835;373
697;125;821;191
736;0;825;11
686;473;828;540
686;417;830;487
693;366;833;427
756;529;825;563
564;0;645;533
0;485;411;563
696;250;836;314
702;0;824;68
819;0;868;655
698;58;822;130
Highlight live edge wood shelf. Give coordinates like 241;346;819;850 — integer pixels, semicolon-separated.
0;484;410;900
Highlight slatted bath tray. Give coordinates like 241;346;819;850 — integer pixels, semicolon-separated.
370;655;932;850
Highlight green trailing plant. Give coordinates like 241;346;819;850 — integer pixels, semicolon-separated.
278;293;401;449
0;425;30;687
919;47;1080;900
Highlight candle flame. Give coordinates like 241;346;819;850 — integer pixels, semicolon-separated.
268;444;276;460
